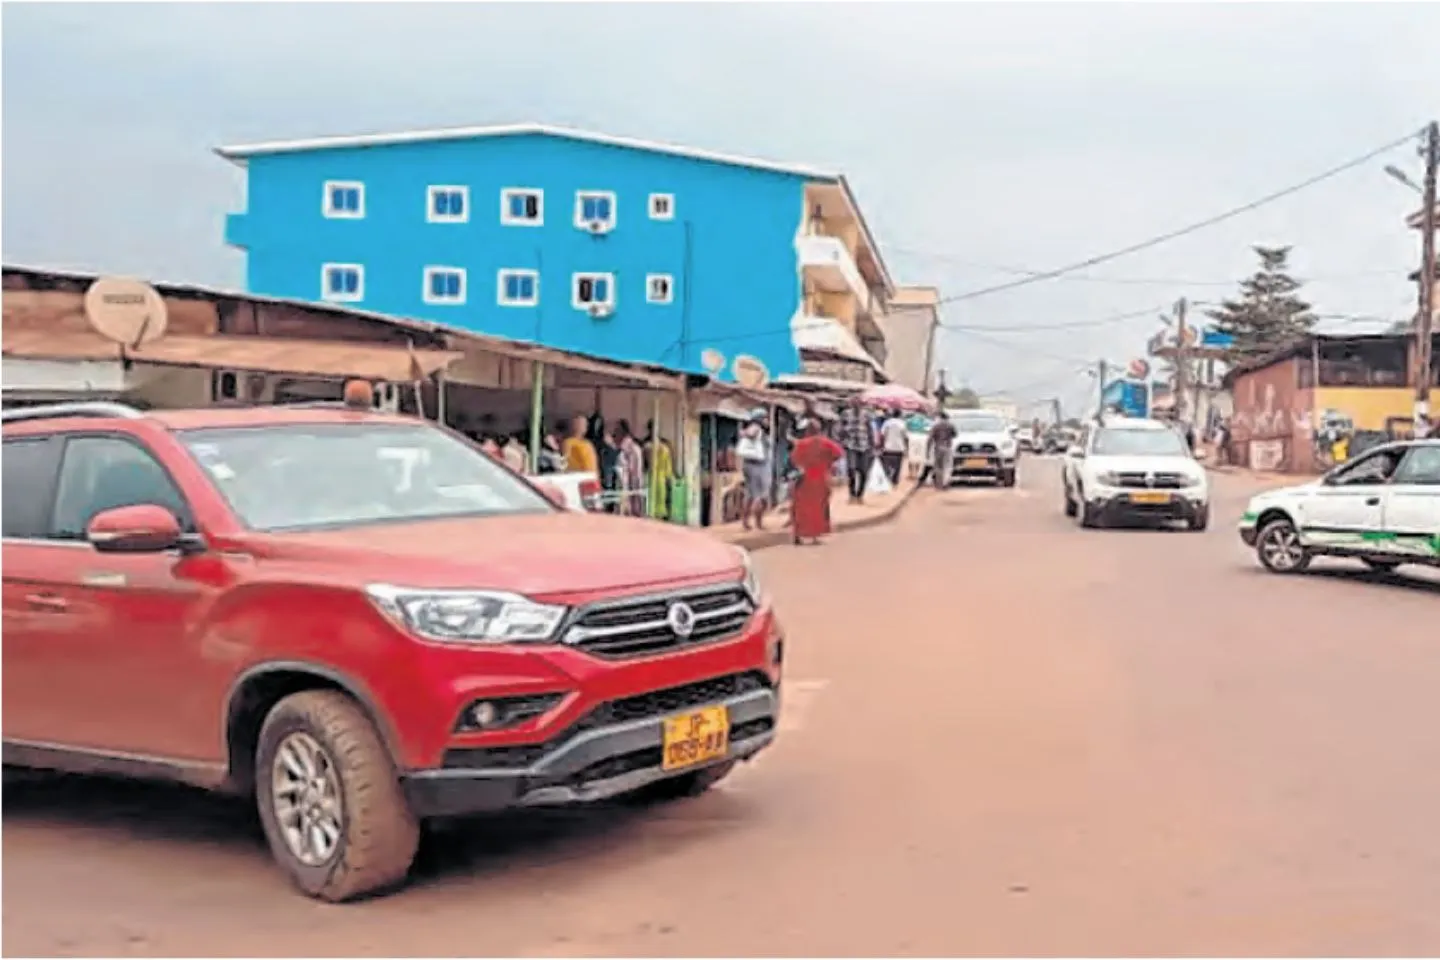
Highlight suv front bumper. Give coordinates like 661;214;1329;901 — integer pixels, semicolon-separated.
1086;488;1207;523
402;672;778;817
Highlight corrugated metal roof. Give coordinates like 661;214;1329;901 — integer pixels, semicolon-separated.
1;329;462;382
2;263;696;388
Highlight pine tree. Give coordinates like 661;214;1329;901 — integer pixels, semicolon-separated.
1206;246;1318;360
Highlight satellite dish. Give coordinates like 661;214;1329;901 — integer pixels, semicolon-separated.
85;277;168;349
732;354;770;390
700;348;726;375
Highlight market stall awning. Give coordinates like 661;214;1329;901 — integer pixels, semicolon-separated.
791;315;884;372
1;330;463;382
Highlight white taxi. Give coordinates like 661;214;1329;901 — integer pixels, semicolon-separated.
1239;439;1440;574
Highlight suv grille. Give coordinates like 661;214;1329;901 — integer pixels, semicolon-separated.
562;584;754;658
1116;471;1185;489
441;670;773;770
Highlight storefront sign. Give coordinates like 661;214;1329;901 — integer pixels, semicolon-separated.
801;358;872;383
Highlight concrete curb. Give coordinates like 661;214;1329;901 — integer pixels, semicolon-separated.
719;481;925;553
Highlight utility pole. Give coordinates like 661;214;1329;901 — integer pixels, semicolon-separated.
1416;120;1438;437
1173;296;1190;425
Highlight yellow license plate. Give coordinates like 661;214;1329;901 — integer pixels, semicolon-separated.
962;458;989;468
1130;491;1171;504
661;705;730;771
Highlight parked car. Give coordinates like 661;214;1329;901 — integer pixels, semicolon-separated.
945;410;1019;487
1062;415;1210;530
1;401;782;901
1239;439;1440;574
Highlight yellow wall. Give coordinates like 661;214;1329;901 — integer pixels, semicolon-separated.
1315;386;1438;431
814;290;857;331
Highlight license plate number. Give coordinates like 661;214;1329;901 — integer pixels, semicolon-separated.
1130;491;1171;504
661;705;730;771
962;457;989;468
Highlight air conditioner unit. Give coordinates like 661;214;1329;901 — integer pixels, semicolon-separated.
588;303;614;320
371;380;401;413
213;369;273;404
586;219;612;235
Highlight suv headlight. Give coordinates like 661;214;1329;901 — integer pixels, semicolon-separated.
1097;470;1123;486
1182;472;1205;488
366;585;566;644
739;549;764;604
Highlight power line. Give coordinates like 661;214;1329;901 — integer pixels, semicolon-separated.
934;126;1426;306
889;247;1411;288
945;304;1166;332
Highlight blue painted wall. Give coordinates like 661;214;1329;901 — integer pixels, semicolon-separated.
225;133;810;380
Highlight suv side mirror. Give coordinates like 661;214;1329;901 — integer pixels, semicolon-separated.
87;504;183;553
535;481;569;510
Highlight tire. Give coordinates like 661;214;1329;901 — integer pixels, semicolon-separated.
1363;558;1403;573
255;690;419;902
628;761;736;804
1000;470;1017;488
1076;488;1100;528
1255;517;1311;574
1188;504;1210;532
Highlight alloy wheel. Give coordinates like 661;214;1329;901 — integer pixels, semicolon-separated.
1260;523;1304;571
270;731;345;867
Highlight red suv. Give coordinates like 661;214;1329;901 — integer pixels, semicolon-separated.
2;401;782;900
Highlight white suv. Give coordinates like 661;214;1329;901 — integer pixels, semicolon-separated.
1239;439;1440;575
1062;416;1209;530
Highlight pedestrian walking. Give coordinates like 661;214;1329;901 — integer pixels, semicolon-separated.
789;419;844;546
926;414;957;489
735;412;772;531
837;402;874;504
879;408;908;484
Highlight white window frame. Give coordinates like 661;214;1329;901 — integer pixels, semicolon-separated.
573;190;618;232
323;180;365;219
422;265;467;306
572;272;617;311
321;263;364;302
648;193;675;221
497;268;540;308
646;273;675;304
426;184;470;224
500;187;544;226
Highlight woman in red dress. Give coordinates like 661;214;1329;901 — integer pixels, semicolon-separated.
789;419;844;545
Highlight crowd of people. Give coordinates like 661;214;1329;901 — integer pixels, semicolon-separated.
726;402;963;546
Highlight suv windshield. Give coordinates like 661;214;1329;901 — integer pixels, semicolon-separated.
1092;428;1188;457
181;423;551;532
949;414;1006;433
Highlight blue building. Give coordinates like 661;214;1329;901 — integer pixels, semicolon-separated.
217;123;896;383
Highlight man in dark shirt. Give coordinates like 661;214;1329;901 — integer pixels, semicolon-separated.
926;415;957;489
837;402;874;504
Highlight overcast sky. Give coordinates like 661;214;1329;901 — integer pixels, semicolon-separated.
4;2;1438;416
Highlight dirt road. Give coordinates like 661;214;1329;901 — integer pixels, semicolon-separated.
6;460;1439;956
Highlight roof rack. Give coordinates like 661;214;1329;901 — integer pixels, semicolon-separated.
0;402;146;424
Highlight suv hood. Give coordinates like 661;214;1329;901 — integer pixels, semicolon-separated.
238;512;744;601
953;431;1012;446
1088;454;1201;475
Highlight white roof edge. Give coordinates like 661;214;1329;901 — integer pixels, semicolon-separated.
214;121;842;181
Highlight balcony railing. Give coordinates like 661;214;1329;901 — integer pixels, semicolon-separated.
796;233;866;301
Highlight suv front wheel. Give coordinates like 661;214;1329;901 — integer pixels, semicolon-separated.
255;690;419;902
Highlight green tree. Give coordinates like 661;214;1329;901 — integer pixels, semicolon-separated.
945;387;981;409
1206;246;1318;360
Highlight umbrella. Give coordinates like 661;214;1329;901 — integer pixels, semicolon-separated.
859;383;936;413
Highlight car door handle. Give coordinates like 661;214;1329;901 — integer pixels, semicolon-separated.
25;593;69;612
1365;497;1381;506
